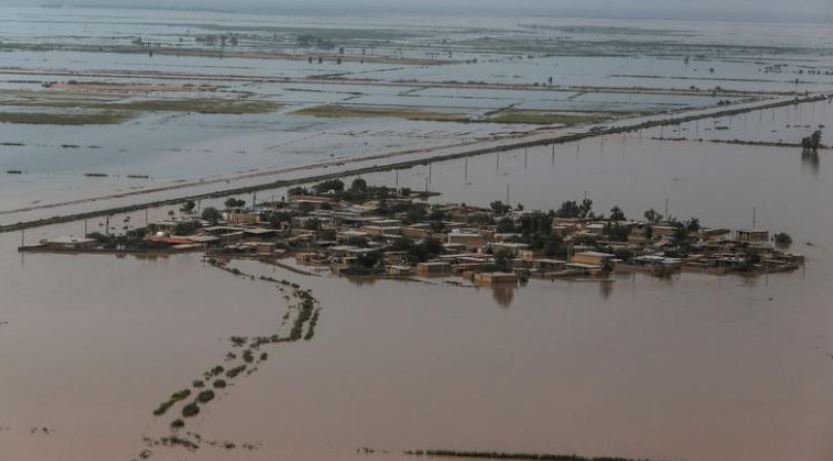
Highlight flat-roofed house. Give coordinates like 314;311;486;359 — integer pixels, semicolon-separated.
737;229;770;244
473;272;518;285
572;251;615;266
532;258;568;272
416;261;452;276
447;229;486;247
40;237;97;251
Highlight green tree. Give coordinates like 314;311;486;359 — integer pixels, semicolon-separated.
350;178;368;192
603;223;631;242
201;207;222;225
494;248;513;272
555;200;581;218
610;206;626;221
174;221;199;236
297;202;315;214
644;209;663;223
579;198;593;218
496;217;515;233
686;218;701;233
224;198;246;209
313;179;344;194
490;200;512;215
774;232;792;248
180;200;196;213
404;203;428;223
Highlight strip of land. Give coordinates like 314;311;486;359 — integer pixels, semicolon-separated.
0;93;828;233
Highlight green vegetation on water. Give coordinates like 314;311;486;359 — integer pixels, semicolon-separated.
0;111;135;125
5;94;284;115
292;104;469;122
181;402;200;418
100;99;284;114
487;109;609;125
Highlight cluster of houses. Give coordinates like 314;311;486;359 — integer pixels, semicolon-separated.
20;188;804;285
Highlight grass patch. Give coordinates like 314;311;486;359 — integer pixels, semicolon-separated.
486;109;608;126
99;99;284;114
4;93;283;115
293;104;469;122
0;111;134;125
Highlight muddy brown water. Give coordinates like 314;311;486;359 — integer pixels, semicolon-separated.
2;107;833;460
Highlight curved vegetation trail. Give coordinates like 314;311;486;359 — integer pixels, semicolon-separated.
135;260;321;460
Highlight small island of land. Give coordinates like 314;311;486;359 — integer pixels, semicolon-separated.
19;179;803;286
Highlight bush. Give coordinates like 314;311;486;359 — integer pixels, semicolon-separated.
774;232;792;248
174;221;199;236
171;389;191;401
180;201;196;213
201;207;222;224
224;198;246;208
196;390;215;404
225;365;246;379
313;179;344;194
182;403;200;418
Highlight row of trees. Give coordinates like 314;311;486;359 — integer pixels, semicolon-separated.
290;178;412;203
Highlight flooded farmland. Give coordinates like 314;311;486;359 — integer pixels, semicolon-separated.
2;4;833;461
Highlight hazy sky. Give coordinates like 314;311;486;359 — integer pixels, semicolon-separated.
3;0;832;22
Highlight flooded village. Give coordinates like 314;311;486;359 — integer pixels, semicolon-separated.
20;178;804;285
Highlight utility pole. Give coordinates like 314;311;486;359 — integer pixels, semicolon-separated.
664;198;669;220
506;183;510;204
752;205;757;229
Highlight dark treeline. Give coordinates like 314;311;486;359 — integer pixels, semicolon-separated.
405;449;664;461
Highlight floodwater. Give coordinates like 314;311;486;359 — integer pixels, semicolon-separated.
3;6;833;461
2;5;833;217
1;99;833;460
